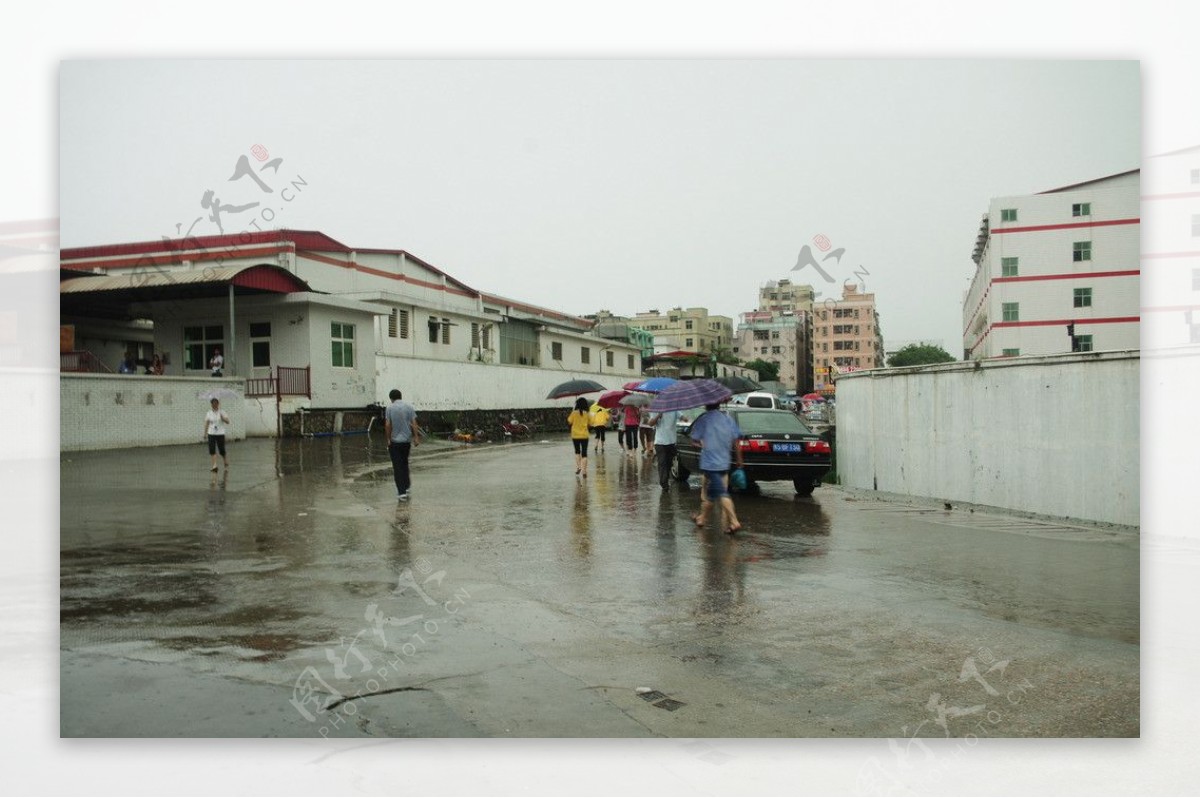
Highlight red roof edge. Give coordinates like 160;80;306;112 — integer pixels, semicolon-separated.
60;229;352;261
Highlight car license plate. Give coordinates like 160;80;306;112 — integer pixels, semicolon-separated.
772;442;803;453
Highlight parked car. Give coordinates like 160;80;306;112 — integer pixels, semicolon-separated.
671;408;832;496
741;391;784;410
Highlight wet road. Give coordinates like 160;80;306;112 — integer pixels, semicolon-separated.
60;434;1139;737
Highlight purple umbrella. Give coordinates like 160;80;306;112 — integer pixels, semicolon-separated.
648;379;733;412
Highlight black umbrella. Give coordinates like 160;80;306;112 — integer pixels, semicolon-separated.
546;379;607;399
715;374;763;394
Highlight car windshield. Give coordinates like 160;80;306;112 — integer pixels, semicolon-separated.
731;410;813;435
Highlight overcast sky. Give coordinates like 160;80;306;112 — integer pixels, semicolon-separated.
60;59;1138;352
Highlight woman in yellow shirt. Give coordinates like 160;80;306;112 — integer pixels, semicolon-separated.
567;397;592;477
590;405;610;453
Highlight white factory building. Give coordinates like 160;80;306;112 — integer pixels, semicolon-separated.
963;169;1140;360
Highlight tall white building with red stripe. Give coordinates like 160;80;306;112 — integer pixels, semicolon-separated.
963;170;1139;360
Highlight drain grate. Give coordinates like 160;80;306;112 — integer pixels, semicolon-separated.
654;698;685;711
637;690;668;703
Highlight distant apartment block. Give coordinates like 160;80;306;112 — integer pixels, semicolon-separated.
633;307;734;357
811;284;884;391
731;279;816;393
963;169;1140;360
586;310;655;360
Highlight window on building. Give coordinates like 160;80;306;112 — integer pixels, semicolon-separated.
754;329;769;340
1075;334;1094;352
389;309;399;338
1074;287;1093;308
771;331;780;339
1072;202;1091;217
482;324;491;349
1002;302;1019;322
1001;257;1019;277
471;322;480;348
183;324;223;371
551;342;563;361
685;338;693;347
581;346;590;364
771;346;781;354
441;318;450;345
685;320;693;330
1002;348;1020;356
1001;208;1017;222
606;350;614;367
428;317;440;343
249;321;271;368
1193;214;1200;237
1073;241;1092;262
499;319;539;366
1193;268;1200;291
331;322;355;368
627;354;634;369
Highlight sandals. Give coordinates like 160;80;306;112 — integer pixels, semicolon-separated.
726;524;743;535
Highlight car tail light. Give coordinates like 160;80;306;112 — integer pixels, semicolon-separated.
804;440;831;454
738;439;771;452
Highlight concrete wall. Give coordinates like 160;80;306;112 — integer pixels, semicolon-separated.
375;356;634;412
835;351;1138;526
61;373;247;452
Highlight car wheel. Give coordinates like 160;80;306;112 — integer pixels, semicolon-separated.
670;456;690;481
793;478;816;497
743;479;762;496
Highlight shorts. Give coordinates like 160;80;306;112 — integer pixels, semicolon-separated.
572;438;589;456
702;469;729;501
207;434;226;456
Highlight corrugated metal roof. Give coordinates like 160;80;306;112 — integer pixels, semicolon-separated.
60;264;309;294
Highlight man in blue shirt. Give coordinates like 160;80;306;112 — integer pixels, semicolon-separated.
689;403;744;533
384;388;420;501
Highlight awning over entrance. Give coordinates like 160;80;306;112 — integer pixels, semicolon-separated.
60;263;313;320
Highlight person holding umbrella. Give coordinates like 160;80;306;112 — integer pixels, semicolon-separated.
567;397;592;477
689;401;745;534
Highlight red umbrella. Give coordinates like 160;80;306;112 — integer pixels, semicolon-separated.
622;381;644;391
596;389;630;408
801;392;825;401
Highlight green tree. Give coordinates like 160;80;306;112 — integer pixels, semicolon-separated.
887;344;956;367
743;358;780;382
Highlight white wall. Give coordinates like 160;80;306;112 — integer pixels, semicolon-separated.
836;351;1139;526
375;356;634;412
61;374;246;452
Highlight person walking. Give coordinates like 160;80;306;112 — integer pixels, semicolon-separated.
590;404;610;453
689;402;745;534
203;397;230;472
639;407;655;456
621;402;641;457
384;388;421;501
568;397;592;477
649;408;680;490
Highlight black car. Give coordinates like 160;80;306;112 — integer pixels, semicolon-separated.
672;408;832;496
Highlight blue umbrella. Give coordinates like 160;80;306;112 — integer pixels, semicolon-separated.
632;376;678;393
647;379;733;412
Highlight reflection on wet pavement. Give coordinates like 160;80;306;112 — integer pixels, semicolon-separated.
61;435;1139;737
